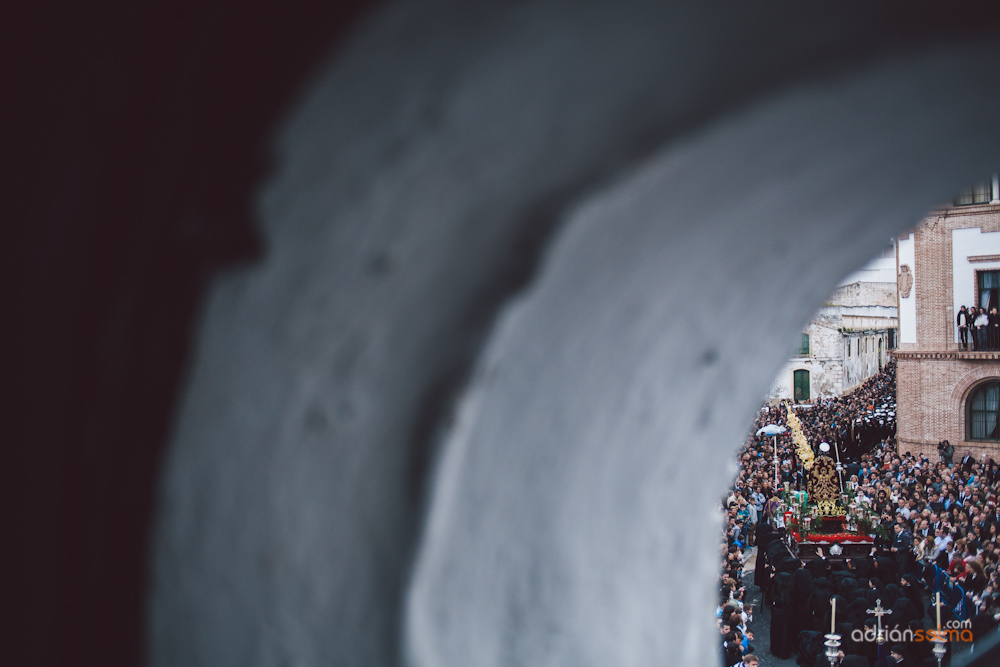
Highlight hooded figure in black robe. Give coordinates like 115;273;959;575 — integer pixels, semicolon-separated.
850;557;873;578
805;554;829;579
754;523;773;587
888;596;918;632
808;578;834;632
790;568;815;636
846;597;870;630
881;583;901;610
900;574;924;620
971;607;1000;641
795;628;825;666
838;575;859;600
769;572;794;660
874;555;899;583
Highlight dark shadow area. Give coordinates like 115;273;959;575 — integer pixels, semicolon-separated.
5;2;380;665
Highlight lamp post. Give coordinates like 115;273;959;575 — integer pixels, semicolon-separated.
774;435;779;488
757;424;787;490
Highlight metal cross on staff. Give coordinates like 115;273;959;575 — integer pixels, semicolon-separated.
866;598;889;644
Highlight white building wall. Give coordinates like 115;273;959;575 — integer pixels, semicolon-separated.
898;232;916;345
952;227;1000;342
767;303;896;403
767;311;847;402
843;331;889;390
838;253;897;285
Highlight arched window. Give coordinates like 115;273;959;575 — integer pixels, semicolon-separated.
968;381;1000;441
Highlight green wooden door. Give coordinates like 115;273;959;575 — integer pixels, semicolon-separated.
793;370;810;402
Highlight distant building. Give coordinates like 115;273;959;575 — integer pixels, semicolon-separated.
768;249;898;403
894;176;1000;460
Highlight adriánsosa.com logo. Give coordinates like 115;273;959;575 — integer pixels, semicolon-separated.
850;620;973;644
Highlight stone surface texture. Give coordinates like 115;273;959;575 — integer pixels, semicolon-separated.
148;2;1000;666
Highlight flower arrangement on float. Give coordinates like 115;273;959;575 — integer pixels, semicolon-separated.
783;402;814;470
791;530;871;544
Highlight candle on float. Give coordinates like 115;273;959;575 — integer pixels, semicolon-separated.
831;597;836;634
936;592;941;631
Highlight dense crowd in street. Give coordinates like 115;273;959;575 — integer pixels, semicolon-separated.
718;360;1000;666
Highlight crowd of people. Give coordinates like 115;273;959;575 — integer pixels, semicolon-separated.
956;304;1000;351
718;360;1000;666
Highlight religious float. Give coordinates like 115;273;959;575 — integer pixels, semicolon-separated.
779;402;875;561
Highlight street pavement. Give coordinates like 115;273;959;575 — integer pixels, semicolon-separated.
740;547;798;667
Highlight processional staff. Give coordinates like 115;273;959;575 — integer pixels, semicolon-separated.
867;599;890;667
825;597;842;667
866;598;889;645
832;440;845;494
931;593;948;667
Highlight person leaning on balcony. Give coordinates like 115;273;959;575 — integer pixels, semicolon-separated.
970;307;980;350
991;307;1000;350
975;306;990;350
958;304;970;350
969;306;979;350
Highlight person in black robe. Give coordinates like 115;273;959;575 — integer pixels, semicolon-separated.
846;597;870;632
907;619;932;666
874;555;899;584
957;305;971;350
838;575;859;601
795;629;825;666
789;568;815;638
887;597;917;632
769;573;794;660
850;557;873;578
971;603;1000;642
805;554;829;579
753;525;773;593
899;574;924;620
990;306;1000;350
808;578;834;632
881;583;901;610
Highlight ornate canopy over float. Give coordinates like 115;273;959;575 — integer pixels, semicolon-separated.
779;402;875;560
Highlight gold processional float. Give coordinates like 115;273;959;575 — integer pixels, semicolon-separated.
780;401;875;560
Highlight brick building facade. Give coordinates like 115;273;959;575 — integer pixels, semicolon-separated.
895;193;1000;461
